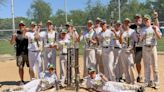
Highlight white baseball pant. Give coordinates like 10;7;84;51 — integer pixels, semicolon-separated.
102;47;115;81
83;48;96;77
59;54;67;83
95;48;104;74
143;46;159;85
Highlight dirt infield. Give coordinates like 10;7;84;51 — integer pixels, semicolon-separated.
0;54;164;92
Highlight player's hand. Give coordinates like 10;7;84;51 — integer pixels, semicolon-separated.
152;25;158;32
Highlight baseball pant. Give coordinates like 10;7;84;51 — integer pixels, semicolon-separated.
102;47;115;81
44;48;56;70
120;49;136;84
143;46;159;85
114;48;123;81
59;54;67;83
83;48;96;77
28;51;43;78
97;81;141;92
95;48;104;74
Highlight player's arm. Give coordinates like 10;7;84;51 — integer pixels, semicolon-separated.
153;25;162;39
153;11;160;27
10;32;16;45
100;73;108;82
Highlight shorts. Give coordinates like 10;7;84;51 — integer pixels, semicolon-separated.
16;55;29;68
134;47;142;64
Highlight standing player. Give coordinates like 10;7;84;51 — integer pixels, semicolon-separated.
25;21;43;79
140;14;162;89
40;20;58;71
57;29;70;85
120;18;136;84
98;20;115;81
80;20;97;77
10;21;29;85
112;20;123;82
94;17;104;73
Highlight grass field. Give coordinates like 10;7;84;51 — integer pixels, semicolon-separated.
0;37;164;55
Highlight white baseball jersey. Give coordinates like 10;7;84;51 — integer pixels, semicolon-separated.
82;29;97;48
94;27;102;35
140;26;162;46
98;29;114;47
58;38;70;54
112;31;122;48
25;31;42;51
121;29;135;48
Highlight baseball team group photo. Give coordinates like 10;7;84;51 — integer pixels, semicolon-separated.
0;0;164;92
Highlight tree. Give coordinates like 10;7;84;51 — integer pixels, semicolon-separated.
27;0;52;25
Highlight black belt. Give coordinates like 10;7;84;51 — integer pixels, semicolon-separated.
114;47;121;49
144;45;154;48
102;46;109;48
61;53;67;55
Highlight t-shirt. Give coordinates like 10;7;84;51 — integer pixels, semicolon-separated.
140;26;162;46
98;29;114;47
15;30;28;56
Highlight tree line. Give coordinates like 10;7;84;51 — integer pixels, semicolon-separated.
0;0;164;30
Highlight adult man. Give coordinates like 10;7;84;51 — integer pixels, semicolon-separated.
140;14;162;89
130;14;144;82
10;21;29;85
40;20;58;71
94;17;104;73
112;20;123;82
120;18;136;84
25;21;43;79
9;64;58;92
98;20;115;81
80;20;97;77
84;67;144;92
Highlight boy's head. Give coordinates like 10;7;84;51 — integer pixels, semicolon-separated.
47;63;55;73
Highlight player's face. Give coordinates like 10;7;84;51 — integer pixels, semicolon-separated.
31;25;36;32
48;68;54;74
115;24;122;31
95;21;100;27
60;33;66;39
89;71;96;78
135;16;142;25
123;20;130;26
87;23;93;31
101;23;107;31
67;26;72;32
19;25;25;30
143;18;151;27
47;23;53;30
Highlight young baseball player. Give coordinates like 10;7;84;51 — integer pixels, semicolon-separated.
80;20;97;77
10;21;29;85
98;20;115;81
120;18;136;84
57;29;70;85
40;20;58;71
84;67;144;92
112;20;123;82
9;64;58;92
94;17;104;74
25;21;43;79
140;14;162;89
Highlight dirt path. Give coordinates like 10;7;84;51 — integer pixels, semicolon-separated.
0;55;164;92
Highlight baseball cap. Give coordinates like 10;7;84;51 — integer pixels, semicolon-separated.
38;21;43;26
88;67;96;73
96;17;101;22
100;19;107;25
124;18;131;22
47;20;52;25
47;63;55;69
116;20;122;24
19;20;25;26
143;14;151;20
135;14;141;18
61;28;67;33
30;21;36;26
87;20;93;24
65;21;73;27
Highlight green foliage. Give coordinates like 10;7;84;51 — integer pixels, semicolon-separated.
0;40;15;55
27;0;52;25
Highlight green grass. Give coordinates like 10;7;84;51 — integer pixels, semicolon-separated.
0;39;15;55
0;37;164;55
